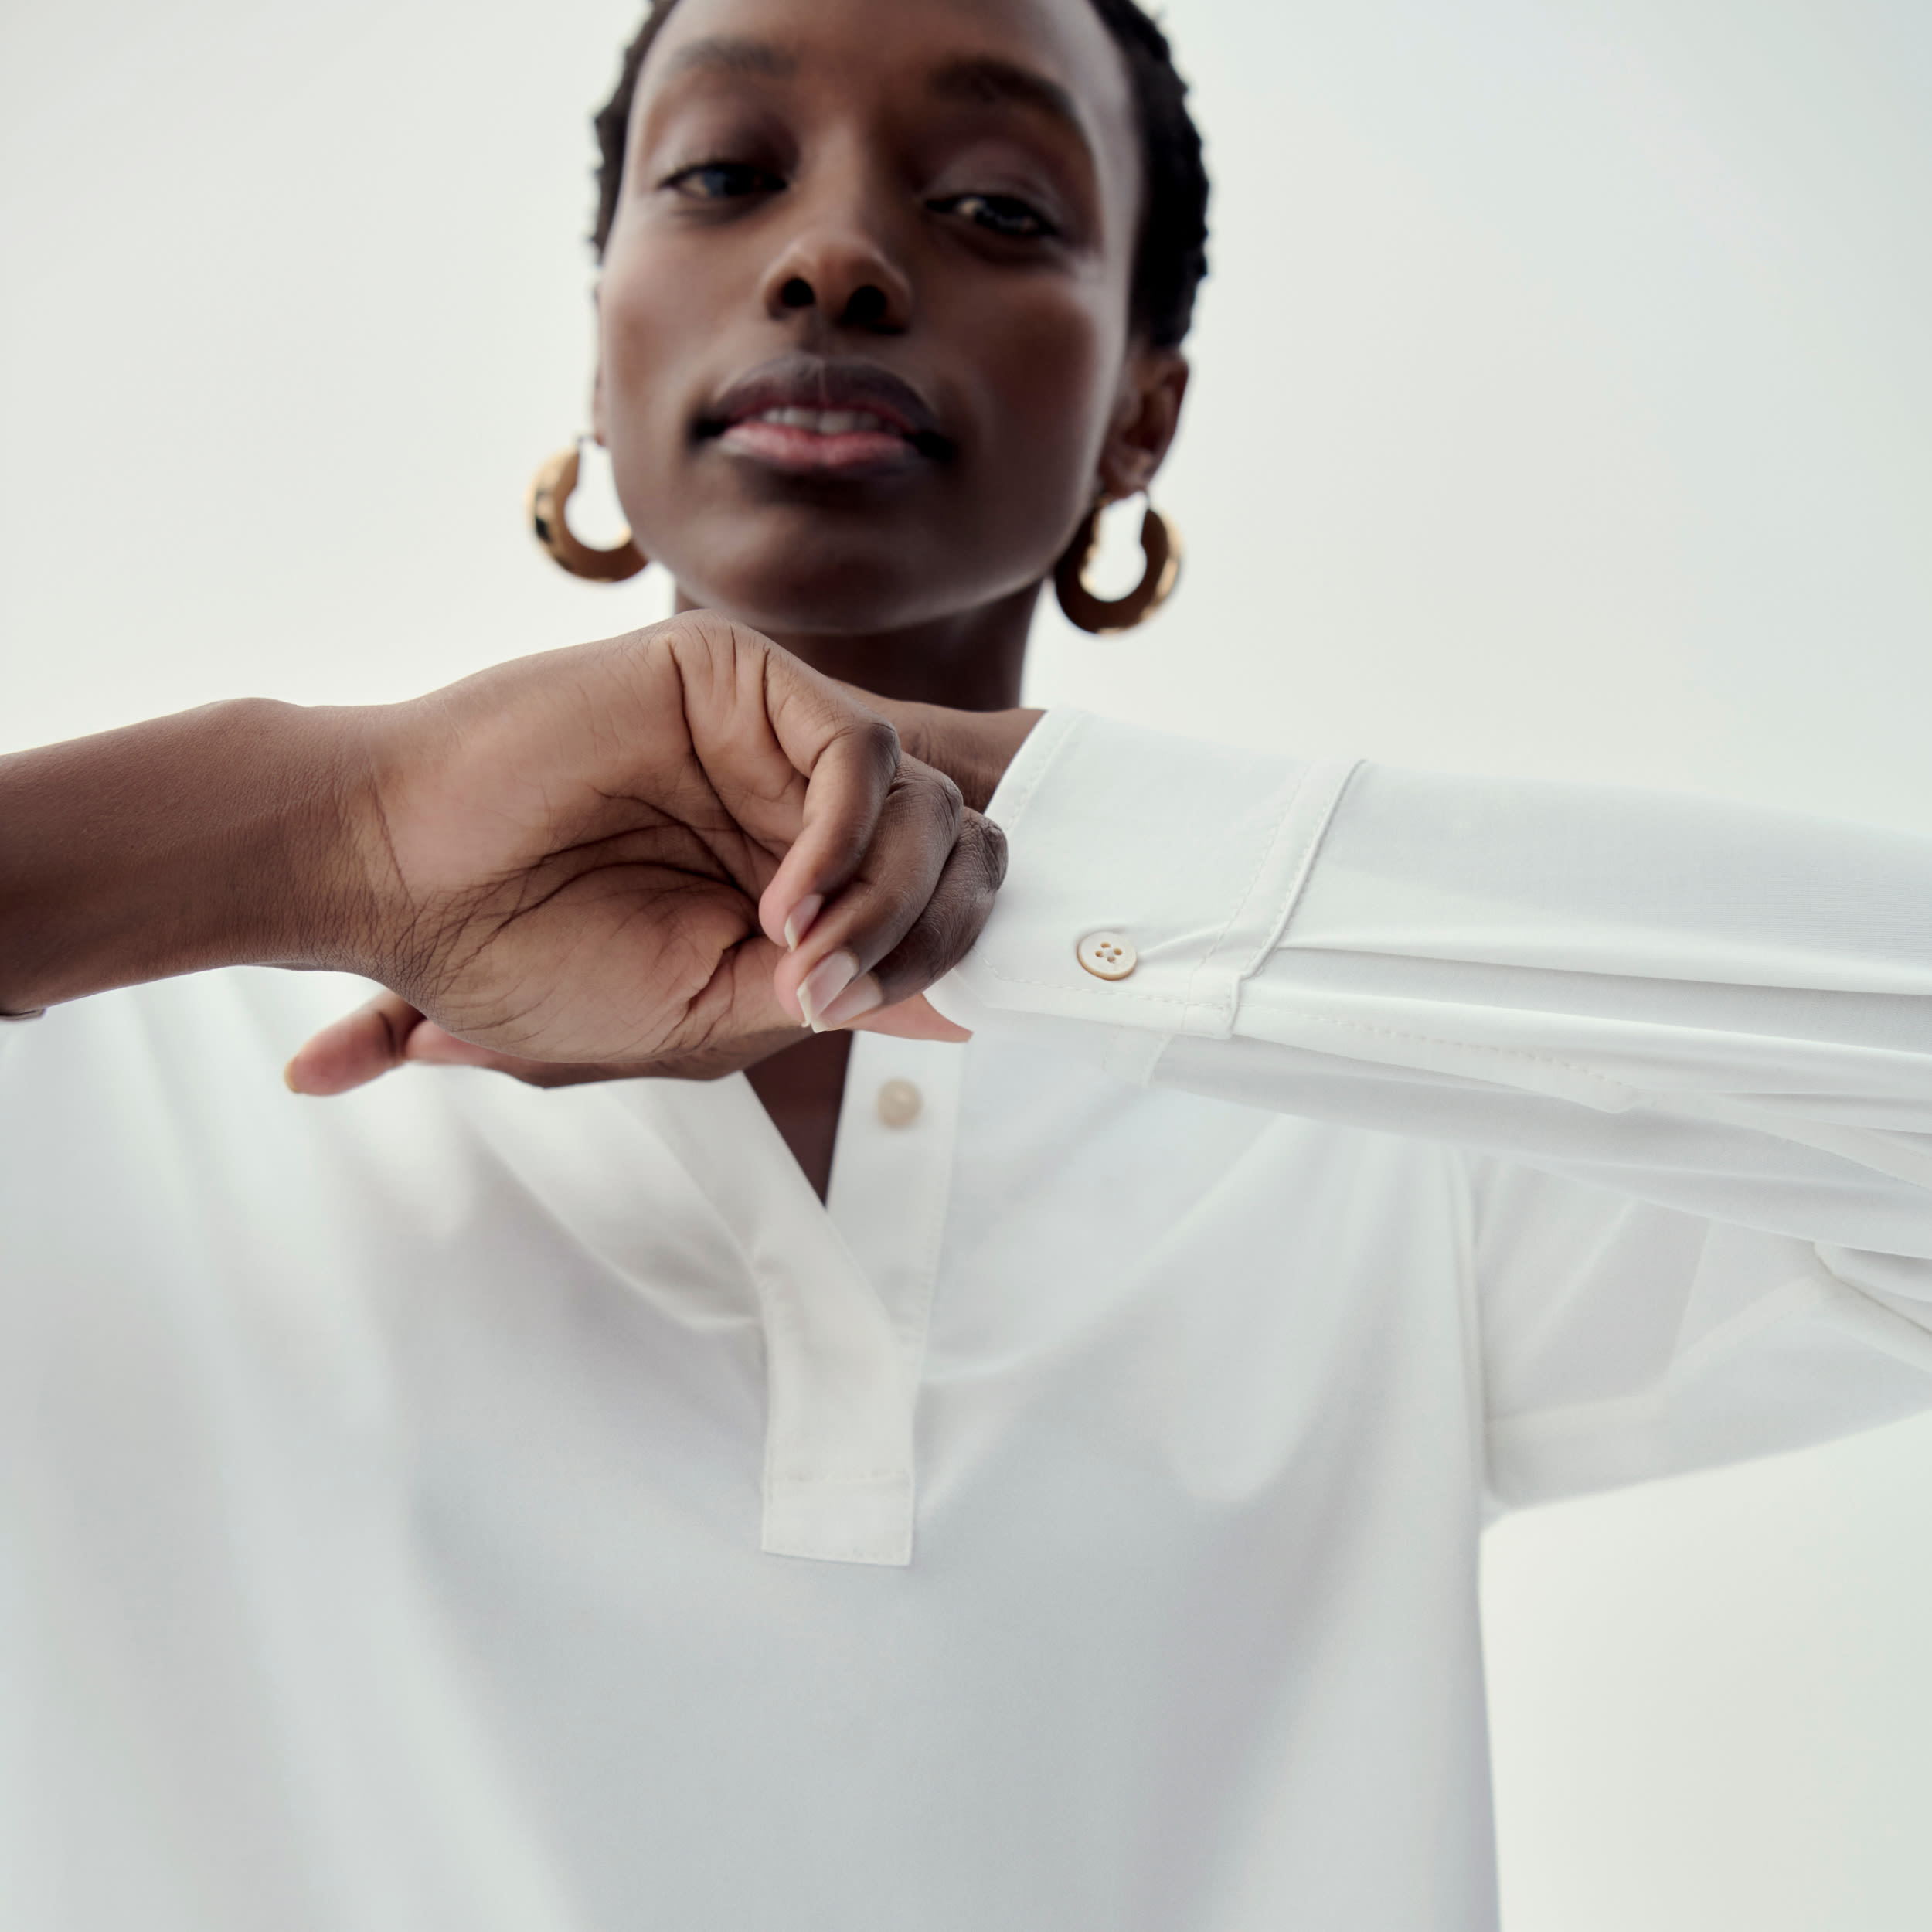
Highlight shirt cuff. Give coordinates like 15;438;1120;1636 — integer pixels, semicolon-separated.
928;710;1359;1046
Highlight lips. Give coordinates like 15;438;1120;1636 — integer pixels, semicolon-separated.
698;355;952;479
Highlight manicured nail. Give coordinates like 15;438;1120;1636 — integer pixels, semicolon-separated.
784;894;823;951
798;950;859;1029
814;973;883;1031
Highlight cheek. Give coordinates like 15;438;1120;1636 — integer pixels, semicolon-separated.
596;250;709;513
961;285;1121;546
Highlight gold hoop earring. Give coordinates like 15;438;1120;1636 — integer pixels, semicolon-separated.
1053;496;1182;634
526;441;648;582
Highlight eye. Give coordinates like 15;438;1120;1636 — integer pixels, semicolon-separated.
663;160;786;202
929;191;1057;240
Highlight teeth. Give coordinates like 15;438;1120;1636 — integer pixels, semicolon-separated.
750;406;895;435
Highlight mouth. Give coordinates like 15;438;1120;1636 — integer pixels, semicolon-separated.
697;355;953;480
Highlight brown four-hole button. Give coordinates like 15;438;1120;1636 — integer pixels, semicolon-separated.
876;1077;923;1129
1077;930;1138;981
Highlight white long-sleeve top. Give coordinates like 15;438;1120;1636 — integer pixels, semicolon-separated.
4;709;1930;1931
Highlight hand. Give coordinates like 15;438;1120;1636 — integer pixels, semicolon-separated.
291;611;1005;1091
285;628;1042;1097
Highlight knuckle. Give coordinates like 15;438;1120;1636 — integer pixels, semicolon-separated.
679;607;738;655
951;877;998;955
626;630;680;676
852;714;902;774
891;764;962;841
964;812;1009;888
924;766;965;829
634;614;698;675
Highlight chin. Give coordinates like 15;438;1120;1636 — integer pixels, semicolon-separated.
724;578;944;638
668;529;993;638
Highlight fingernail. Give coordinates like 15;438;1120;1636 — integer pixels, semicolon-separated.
282;1059;304;1094
815;973;883;1031
784;894;823;951
798;950;859;1029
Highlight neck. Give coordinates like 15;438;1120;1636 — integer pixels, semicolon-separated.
673;581;1040;712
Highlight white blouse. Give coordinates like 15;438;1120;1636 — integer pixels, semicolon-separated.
4;709;1929;1931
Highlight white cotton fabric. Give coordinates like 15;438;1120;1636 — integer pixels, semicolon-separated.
4;708;1930;1931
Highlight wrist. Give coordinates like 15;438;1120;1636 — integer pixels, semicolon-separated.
0;697;383;1011
263;699;396;981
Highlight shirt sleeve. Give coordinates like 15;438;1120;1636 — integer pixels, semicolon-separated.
927;709;1932;1501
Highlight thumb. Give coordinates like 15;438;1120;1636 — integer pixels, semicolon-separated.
284;991;427;1096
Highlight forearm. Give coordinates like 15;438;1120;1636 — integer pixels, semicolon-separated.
0;699;376;1013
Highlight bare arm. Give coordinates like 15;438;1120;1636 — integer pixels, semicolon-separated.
0;699;376;1015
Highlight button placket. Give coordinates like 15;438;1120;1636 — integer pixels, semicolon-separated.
616;1073;921;1566
826;1033;964;1410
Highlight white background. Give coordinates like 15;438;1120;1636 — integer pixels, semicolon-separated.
3;2;1930;1923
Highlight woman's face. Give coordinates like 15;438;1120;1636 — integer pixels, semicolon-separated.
594;0;1185;637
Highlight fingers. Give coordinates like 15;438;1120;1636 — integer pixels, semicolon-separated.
767;756;960;1025
671;617;998;978
398;1022;519;1071
283;992;542;1097
856;813;1007;1016
770;774;1006;1031
757;710;904;949
657;611;906;935
284;991;427;1095
284;989;663;1094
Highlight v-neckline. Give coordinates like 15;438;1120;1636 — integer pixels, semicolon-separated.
606;1061;926;1564
742;1029;853;1204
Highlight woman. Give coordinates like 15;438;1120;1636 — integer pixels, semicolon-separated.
3;1;1930;1927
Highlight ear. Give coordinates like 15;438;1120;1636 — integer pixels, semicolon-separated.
1096;346;1189;501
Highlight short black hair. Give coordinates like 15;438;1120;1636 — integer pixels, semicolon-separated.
590;0;1210;349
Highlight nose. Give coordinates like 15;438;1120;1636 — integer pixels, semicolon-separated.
759;166;913;334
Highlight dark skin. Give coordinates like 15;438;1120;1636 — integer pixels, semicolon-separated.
745;1031;853;1198
297;0;1191;1197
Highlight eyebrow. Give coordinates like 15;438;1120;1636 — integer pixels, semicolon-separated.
926;55;1089;150
662;35;798;83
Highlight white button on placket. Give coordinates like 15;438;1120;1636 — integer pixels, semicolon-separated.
876;1078;923;1128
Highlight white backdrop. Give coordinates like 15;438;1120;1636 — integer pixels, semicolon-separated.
4;2;1930;1924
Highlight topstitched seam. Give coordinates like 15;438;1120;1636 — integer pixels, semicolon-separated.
1296;1009;1636;1099
1241;760;1362;981
1176;764;1317;1026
